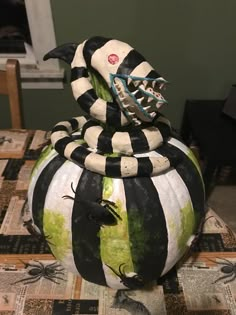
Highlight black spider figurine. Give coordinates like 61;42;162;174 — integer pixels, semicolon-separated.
106;263;145;289
63;182;122;226
11;260;65;285
213;257;236;284
23;219;54;246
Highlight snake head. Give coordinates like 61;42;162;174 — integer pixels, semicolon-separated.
82;37;168;125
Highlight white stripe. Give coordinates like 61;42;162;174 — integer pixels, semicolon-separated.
168;137;189;154
120;156;138;177
160;168;194;275
51;131;69;147
64;142;81;159
89;98;107;123
28;148;57;218
91;39;133;85
130;61;154;78
71;77;93;100
84;125;103;150
44;160;83;275
84;152;106;175
111;132;133;154
71;42;86;68
142;127;163;151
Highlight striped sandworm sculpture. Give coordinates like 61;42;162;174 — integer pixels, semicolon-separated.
27;36;205;290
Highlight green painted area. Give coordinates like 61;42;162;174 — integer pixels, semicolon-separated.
177;201;195;250
89;69;112;102
43;210;71;260
102;177;113;200
31;145;54;178
127;210;151;266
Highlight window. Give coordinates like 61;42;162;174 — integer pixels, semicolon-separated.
0;0;64;88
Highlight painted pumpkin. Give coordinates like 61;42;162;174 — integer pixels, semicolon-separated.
27;36;205;289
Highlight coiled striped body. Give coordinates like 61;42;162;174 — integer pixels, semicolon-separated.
28;133;205;289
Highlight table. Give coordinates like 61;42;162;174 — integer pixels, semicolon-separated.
0;129;236;315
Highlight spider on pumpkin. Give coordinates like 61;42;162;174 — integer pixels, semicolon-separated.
106;263;145;289
11;260;66;285
62;182;122;226
211;257;236;284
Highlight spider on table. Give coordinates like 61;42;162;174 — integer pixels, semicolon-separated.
213;257;236;284
11;260;66;285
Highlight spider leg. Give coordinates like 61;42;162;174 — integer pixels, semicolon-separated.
44;275;65;284
19;259;42;269
106;264;120;277
119;263;126;275
46;261;63;268
213;273;233;284
208;257;233;266
224;273;236;284
11;275;41;285
106;205;122;221
215;257;233;265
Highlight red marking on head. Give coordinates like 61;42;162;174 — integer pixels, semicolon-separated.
108;54;119;65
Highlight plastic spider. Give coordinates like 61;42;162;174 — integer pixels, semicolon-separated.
106;263;144;289
11;260;65;285
63;182;122;226
213;258;236;284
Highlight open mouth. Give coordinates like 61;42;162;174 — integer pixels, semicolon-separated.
111;74;168;125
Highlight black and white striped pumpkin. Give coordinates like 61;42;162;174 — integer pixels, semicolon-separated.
27;36;205;290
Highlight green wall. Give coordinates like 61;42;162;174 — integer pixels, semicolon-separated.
1;0;236;130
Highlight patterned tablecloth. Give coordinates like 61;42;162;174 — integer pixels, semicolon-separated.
0;129;235;315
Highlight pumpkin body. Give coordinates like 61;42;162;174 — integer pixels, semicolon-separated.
28;132;205;289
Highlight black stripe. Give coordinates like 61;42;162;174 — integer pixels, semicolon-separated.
77;89;98;114
81;120;99;138
68;117;80;131
83;36;112;68
97;129;114;153
106;101;122;127
117;50;146;76
147;70;162;79
157;142;205;223
129;129;150;153
70;146;91;166
105;157;121;177
54;137;72;157
52;125;68;133
154;121;171;141
137;157;153;176
123;176;168;282
71;169;107;285
71;66;89;82
32;155;66;232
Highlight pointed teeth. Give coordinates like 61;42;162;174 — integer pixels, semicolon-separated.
132;118;141;125
143;105;151;111
137;97;144;103
152;81;157;88
133;80;141;87
127;77;132;85
131;90;139;96
150;112;156;117
128;112;136;117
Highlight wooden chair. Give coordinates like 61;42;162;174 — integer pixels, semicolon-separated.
0;59;24;128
